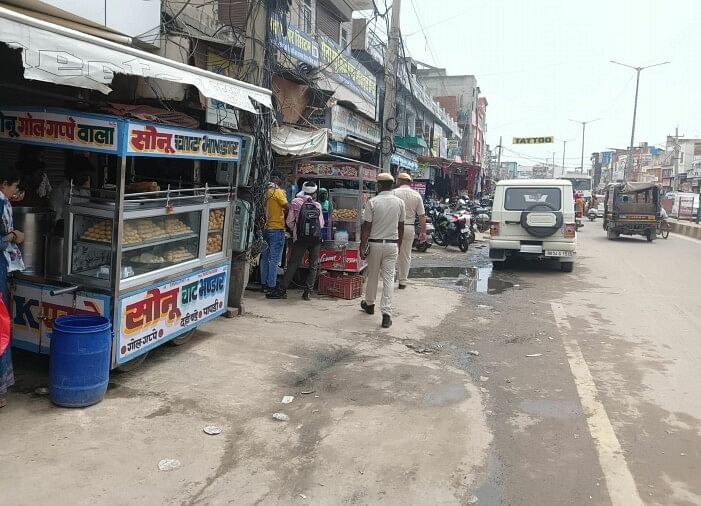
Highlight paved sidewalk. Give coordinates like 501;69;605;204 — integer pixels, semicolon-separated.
2;281;490;505
668;218;701;239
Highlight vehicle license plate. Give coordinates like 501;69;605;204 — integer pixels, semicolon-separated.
545;250;574;257
461;227;470;233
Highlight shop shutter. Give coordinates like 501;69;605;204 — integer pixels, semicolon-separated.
218;0;249;31
316;3;340;43
0;142;66;186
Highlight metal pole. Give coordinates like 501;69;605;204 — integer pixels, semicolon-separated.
381;0;402;172
580;123;586;175
610;60;669;181
561;140;566;174
496;135;502;178
626;69;641;181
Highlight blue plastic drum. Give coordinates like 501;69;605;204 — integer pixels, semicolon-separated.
49;315;112;407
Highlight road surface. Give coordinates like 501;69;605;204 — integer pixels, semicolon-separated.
2;224;699;505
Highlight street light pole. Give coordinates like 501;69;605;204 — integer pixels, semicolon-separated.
610;60;670;181
561;140;567;175
569;118;599;175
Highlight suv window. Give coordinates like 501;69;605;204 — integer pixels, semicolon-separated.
504;188;562;211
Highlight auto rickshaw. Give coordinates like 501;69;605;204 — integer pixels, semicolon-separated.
603;182;660;241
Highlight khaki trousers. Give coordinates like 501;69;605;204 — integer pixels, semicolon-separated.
396;225;415;284
364;242;398;316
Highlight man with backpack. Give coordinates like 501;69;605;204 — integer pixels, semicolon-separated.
266;181;324;301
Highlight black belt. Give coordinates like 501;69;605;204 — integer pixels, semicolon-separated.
369;239;398;243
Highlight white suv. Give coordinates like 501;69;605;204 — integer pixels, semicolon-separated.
488;179;577;272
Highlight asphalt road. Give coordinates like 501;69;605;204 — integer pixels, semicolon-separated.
431;222;701;505
3;224;700;505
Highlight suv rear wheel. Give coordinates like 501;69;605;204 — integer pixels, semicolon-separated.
560;262;574;273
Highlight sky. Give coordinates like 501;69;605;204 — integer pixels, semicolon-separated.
395;0;701;170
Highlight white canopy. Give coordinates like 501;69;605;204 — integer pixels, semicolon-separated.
0;6;271;113
272;126;329;156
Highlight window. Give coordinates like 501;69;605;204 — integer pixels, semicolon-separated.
302;0;312;33
504;188;562;211
340;25;349;51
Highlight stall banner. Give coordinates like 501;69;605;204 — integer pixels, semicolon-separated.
300;247;367;272
11;280;109;354
410;182;427;196
0;110;119;153
116;263;229;363
127;123;242;161
679;196;695;220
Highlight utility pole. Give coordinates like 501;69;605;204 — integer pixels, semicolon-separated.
672;126;683;190
610;60;670;181
569;118;599;175
561;139;567;176
496;135;502;178
381;0;402;172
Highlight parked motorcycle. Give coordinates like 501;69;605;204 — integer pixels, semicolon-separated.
433;211;471;252
587;208;597;221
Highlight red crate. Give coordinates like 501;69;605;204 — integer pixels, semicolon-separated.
318;271;363;299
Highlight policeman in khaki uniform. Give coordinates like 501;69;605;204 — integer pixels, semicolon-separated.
392;172;426;289
360;173;406;328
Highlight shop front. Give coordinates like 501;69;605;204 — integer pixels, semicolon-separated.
293;158;378;273
1;108;255;369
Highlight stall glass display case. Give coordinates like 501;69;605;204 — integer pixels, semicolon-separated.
121;211;202;279
328;190;362;243
66;191;232;292
206;206;226;255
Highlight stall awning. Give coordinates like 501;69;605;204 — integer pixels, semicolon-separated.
0;6;271;114
272;126;329;156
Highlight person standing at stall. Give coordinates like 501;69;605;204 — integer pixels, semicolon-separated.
267;182;324;301
260;173;289;293
392;172;426;289
0;166;26;408
318;188;330;240
360;173;406;329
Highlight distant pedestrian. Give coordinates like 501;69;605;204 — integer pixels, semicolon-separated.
392;172;426;289
260;173;289;293
267;182;324;301
360;173;406;328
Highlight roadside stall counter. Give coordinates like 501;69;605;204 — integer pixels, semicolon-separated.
1;107;254;369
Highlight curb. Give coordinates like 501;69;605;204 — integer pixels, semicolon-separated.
670;221;701;240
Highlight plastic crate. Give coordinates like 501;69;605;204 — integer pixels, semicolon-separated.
318;271;363;299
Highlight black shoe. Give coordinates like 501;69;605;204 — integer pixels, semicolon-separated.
381;314;392;328
398;284;407;290
302;290;311;301
361;301;375;315
261;284;270;293
266;288;287;299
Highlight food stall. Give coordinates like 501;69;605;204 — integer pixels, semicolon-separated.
294;158;378;273
1;107;253;369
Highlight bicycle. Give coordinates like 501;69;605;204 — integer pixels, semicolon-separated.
657;219;670;239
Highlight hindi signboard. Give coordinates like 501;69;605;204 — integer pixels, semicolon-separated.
513;136;554;144
679;196;695;220
126;123;242;161
318;34;376;104
0;110;119;153
116;263;229;364
270;16;319;68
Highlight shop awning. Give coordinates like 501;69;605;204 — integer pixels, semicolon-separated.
272;126;329;156
0;6;271;114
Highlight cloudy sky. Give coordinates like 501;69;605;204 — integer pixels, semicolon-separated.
397;0;701;169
